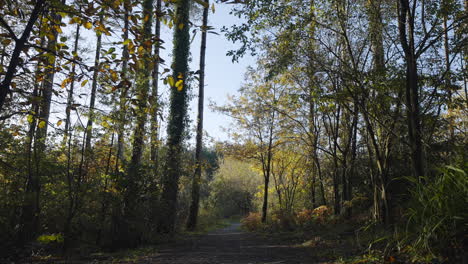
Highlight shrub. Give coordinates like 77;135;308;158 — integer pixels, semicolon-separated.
241;212;263;231
296;209;314;228
270;210;296;231
312;205;332;224
295;206;333;228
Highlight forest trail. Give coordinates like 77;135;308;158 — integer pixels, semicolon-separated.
133;222;320;264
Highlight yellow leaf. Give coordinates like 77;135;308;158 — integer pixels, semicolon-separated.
178;23;184;30
111;71;118;82
138;45;144;54
123;39;131;45
46;32;55;41
167;76;175;87
57;120;63;126
27;115;34;123
101;121;109;128
61;79;69;89
84;22;93;29
175;80;183;91
38;121;46;128
211;3;215;13
81;79;88;87
55;25;63;34
177;72;183;79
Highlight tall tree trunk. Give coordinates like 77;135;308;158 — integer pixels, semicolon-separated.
159;0;191;234
19;36;44;245
64;22;81;143
398;0;425;179
120;0;154;246
442;2;453;139
115;0;131;174
261;121;274;223
19;4;63;244
150;0;162;174
187;0;209;231
85;15;103;155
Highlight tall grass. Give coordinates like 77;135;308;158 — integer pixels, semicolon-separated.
399;166;467;262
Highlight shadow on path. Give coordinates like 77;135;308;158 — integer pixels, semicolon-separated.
147;223;318;264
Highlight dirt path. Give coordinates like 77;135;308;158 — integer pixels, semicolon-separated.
142;223;320;264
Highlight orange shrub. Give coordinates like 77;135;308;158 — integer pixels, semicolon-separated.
296;208;314;227
296;205;333;227
240;212;263;231
312;205;332;224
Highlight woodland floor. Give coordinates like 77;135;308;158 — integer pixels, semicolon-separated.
21;222;360;264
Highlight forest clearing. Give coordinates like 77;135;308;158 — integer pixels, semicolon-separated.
0;0;467;263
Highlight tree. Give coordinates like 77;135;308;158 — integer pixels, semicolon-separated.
215;66;287;223
187;0;209;231
120;0;154;247
158;0;192;233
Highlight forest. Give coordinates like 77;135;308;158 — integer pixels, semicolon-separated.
0;0;467;263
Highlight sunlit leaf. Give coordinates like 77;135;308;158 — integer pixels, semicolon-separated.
167;76;175;87
176;80;183;91
84;22;93;29
38;121;46;128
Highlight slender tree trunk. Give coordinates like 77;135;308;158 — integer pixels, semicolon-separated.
19;36;44;245
187;0;209;231
398;0;425;179
85;15;103;154
64;22;81;143
159;0;191;234
115;0;131;174
19;4;63;243
95;133;114;246
443;4;453;139
150;0;162;173
261;122;274;223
